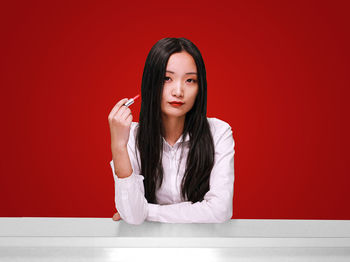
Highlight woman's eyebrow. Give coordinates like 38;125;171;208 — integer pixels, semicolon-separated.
166;70;197;75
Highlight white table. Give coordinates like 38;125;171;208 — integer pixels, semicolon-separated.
1;218;350;261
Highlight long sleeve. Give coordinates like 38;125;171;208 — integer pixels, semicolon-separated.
146;121;235;223
110;124;148;225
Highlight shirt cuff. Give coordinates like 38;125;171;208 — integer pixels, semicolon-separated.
115;173;137;189
110;160;137;189
147;203;160;221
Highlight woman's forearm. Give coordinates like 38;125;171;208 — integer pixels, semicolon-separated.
110;148;148;224
112;146;133;178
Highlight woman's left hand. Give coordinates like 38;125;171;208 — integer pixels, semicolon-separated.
112;211;122;221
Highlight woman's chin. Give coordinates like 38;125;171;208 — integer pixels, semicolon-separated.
162;111;187;119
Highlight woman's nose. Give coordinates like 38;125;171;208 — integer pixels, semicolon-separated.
172;81;184;97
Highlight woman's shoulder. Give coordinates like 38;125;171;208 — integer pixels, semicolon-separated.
207;117;233;142
207;117;232;131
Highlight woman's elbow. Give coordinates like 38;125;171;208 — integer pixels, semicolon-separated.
122;205;148;225
213;206;232;223
121;212;146;225
125;217;146;225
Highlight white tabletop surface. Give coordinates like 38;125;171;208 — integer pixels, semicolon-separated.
0;218;350;247
1;218;350;261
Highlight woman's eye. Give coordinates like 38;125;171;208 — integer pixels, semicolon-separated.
164;76;171;81
187;79;197;83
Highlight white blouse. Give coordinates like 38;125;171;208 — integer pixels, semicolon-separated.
110;117;235;224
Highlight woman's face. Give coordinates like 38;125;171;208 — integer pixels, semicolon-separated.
161;51;199;120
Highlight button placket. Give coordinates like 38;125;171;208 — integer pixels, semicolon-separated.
170;148;176;169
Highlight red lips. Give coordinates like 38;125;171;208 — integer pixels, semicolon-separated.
169;101;184;107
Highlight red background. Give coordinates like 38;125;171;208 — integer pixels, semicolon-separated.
1;0;349;219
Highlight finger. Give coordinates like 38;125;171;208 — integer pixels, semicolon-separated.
108;98;129;120
120;107;132;120
111;98;128;119
114;104;129;120
125;113;133;125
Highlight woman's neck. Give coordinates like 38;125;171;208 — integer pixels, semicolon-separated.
161;115;185;146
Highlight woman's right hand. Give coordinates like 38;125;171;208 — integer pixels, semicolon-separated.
108;98;133;153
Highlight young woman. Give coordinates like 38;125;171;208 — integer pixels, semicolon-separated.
108;37;235;224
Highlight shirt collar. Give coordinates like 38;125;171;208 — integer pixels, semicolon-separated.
162;133;190;152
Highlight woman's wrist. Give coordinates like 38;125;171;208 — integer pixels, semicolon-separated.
111;144;128;157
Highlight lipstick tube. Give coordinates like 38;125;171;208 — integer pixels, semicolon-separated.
124;94;140;107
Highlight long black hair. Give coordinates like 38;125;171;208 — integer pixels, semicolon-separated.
136;37;215;204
